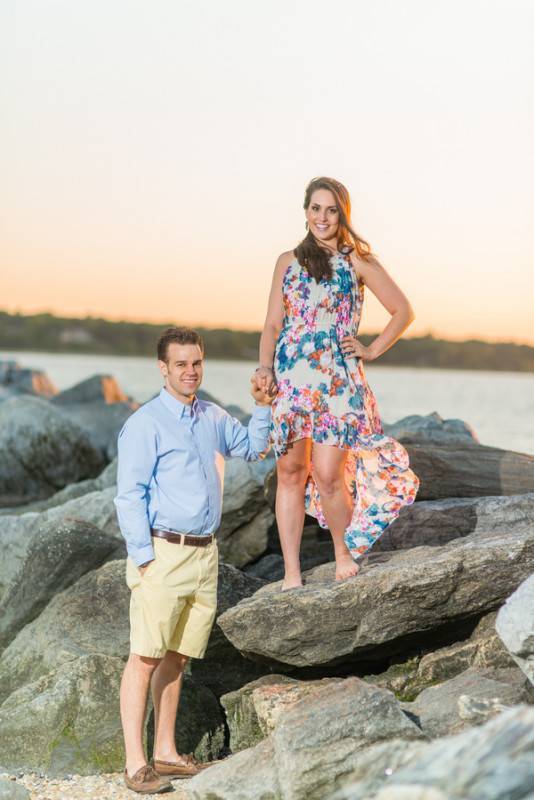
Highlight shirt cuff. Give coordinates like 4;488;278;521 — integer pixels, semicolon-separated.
128;542;155;567
252;404;272;419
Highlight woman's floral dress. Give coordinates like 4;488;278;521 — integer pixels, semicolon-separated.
271;252;419;560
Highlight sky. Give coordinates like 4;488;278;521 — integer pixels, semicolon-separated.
1;0;533;343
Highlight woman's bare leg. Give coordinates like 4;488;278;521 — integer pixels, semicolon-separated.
275;438;312;589
312;444;359;580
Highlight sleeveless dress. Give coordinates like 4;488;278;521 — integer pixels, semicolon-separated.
271;252;420;560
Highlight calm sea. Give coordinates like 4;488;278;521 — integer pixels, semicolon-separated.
2;350;534;456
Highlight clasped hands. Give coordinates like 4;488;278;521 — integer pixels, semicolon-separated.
251;367;277;404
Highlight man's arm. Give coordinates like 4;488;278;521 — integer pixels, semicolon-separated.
222;403;272;461
114;413;157;566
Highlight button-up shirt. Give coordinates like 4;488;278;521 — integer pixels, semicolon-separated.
114;387;271;565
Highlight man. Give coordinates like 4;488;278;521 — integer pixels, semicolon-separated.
114;326;272;794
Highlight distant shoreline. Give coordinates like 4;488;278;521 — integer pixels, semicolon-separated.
2;310;534;372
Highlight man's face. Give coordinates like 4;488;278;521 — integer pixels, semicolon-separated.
158;343;204;401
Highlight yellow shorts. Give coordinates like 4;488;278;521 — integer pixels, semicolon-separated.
125;536;218;659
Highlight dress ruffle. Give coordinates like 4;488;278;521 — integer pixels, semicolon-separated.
270;406;420;560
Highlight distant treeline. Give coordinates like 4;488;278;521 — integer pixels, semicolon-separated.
1;310;534;372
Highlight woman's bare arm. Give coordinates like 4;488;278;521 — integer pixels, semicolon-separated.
256;251;292;390
342;254;415;361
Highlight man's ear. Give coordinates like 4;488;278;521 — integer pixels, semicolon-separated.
158;359;168;378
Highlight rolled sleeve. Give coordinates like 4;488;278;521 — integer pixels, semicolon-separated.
223;404;271;461
114;413;157;566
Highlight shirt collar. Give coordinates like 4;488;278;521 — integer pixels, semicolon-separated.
159;387;199;418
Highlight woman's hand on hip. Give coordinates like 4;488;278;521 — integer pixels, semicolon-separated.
340;336;376;361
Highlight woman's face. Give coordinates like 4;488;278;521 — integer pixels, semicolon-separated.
305;188;339;244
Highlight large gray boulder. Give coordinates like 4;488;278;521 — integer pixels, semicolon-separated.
0;518;118;650
51;374;130;405
401;666;532;738
51;374;137;460
496;574;534;686
333;705;534;800
0;653;125;776
406;442;534;500
218;527;534;668
0;396;105;506
216;457;273;559
189;678;425;800
219;506;274;568
221;675;343;753
383;412;478;446
0;360;57;400
364;610;515;700
0;486;122;602
376;493;534;551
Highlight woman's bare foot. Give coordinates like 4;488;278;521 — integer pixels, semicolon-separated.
334;549;360;581
281;571;303;591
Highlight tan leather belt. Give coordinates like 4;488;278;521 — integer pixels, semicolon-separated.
151;528;214;547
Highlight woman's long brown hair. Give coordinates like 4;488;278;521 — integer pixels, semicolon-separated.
294;176;372;282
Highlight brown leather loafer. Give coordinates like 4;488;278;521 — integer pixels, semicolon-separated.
124;764;172;793
153;753;214;778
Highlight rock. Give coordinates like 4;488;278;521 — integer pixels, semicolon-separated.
221;675;345;753
0;777;30;799
0;654;125;776
146;675;226;763
217;457;274;549
56;403;134;460
496;573;534;686
0;486;122;602
0;518;118;649
0;396;105;506
0;360;57;400
219;506;274;568
51;375;137;459
0;560;130;701
218;528;534;669
22;458;118;513
191;678;425;800
245;553;285;581
364;611;516;700
376;493;534;552
188;737;281;800
383;412;478;445
188;564;269;696
401;666;531;738
457;694;510;725
274;678;425;800
334;705;534;800
406;442;534;500
372;788;448;800
51;374;130;405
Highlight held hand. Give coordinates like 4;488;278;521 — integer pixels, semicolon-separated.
340;336;376;361
250;374;275;405
253;366;277;395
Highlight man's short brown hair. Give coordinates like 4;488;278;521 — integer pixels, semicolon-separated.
157;327;204;362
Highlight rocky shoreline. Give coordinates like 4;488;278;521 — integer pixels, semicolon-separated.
0;359;533;800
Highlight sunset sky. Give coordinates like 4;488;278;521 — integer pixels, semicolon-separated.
2;0;533;343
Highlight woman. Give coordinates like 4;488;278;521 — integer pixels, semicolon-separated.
255;176;419;590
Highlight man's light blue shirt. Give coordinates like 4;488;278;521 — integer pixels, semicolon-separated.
114;388;271;566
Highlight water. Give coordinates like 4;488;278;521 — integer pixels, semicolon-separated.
2;350;534;455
